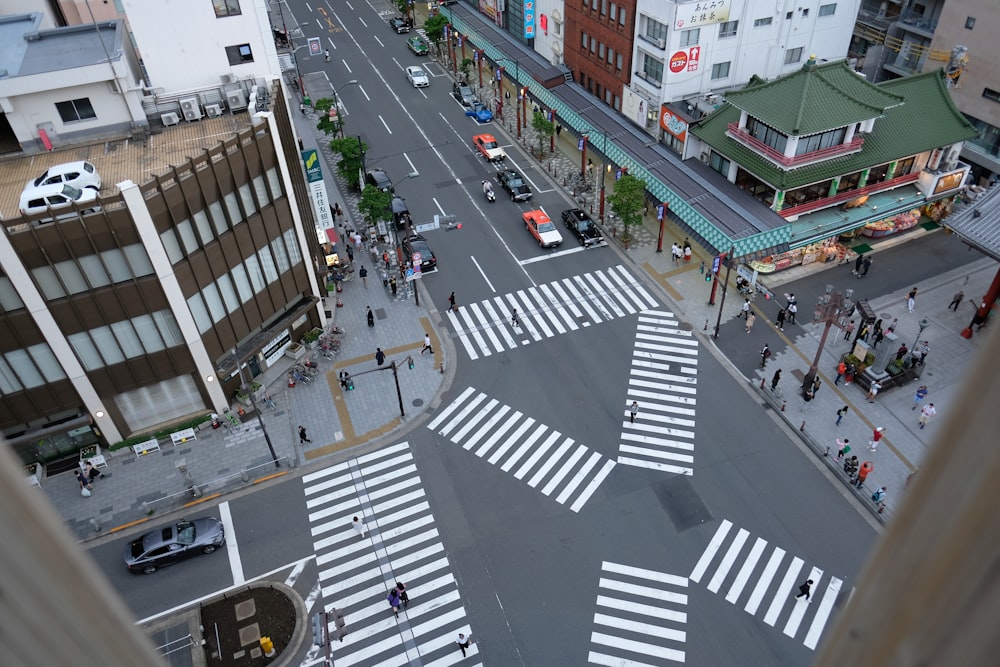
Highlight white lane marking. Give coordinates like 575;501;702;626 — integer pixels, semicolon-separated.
358;85;371;101
341;59;352;74
519;245;587;264
358;17;368;28
803;577;843;649
763;556;804;626
689;519;733;583
379;115;392;134
218;501;245;585
784;566;823;637
725;537;767;604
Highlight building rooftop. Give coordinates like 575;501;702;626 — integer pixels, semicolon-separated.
0;113;255;221
0;16;124;78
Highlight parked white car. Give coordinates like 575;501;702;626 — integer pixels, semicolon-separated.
19;183;100;217
406;66;429;88
27;160;102;191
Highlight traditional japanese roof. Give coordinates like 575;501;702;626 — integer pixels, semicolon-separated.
723;57;904;136
690;67;977;191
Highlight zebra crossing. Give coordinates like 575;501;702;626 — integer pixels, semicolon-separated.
446;265;658;360
588;561;689;665
302;442;482;665
619;310;699;475
690;520;844;651
427;387;617;513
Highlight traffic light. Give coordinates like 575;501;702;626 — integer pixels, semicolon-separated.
347;377;355;390
408;356;414;369
312;613;326;646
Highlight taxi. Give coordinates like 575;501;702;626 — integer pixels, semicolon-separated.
522;210;563;248
473;133;507;162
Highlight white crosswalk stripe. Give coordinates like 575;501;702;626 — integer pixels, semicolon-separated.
618;311;699;475
588;561;688;665
302;443;482;665
446;265;658;359
690;520;845;651
428;388;616;512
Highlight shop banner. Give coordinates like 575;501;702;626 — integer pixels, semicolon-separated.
659;107;689;141
301;150;334;230
524;0;535;39
674;0;731;29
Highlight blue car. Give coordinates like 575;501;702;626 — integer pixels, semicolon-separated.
465;102;493;123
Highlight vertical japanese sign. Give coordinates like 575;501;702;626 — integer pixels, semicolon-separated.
301;150;334;231
524;0;535;39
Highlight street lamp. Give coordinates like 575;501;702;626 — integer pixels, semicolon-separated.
391;171;420;306
332;79;359;138
232;348;281;468
802;285;855;394
495;57;521;138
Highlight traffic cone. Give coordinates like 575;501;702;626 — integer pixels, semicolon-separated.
336;297;344;308
336;283;343;293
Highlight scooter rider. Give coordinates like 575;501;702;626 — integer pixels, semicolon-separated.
482;180;494;197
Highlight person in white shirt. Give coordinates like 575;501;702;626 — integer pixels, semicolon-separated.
919;403;937;429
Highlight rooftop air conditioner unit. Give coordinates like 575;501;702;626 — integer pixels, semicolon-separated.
180;97;203;121
160;112;180;126
226;89;248;111
708;95;720;105
657;37;666;49
205;103;224;118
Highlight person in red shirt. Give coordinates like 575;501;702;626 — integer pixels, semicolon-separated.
835;360;847;385
867;426;886;452
854;461;873;488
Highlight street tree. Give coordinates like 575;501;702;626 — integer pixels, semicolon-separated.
607;172;647;248
531;111;554;157
424;14;448;55
459;58;474;83
328;137;367;190
358;185;393;227
312;98;342;137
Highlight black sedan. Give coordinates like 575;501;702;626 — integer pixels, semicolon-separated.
124;517;225;574
388;17;410;33
402;234;437;271
496;168;532;202
562;208;605;247
365;169;393;193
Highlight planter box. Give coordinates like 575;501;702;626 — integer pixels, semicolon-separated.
284;344;305;360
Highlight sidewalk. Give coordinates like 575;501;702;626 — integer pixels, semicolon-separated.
44;98;449;541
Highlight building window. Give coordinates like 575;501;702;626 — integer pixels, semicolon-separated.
819;4;837;17
639;53;664;84
55;98;97;123
680;28;700;47
616;53;623;70
709;151;731;177
801;8;809;17
600;0;607;16
966;16;976;30
754;17;773;27
640;15;668;47
226;44;254;65
784;47;803;65
983;88;1000;102
711;61;731;80
611;3;617;19
599;43;606;59
746;116;788;155
213;0;241;17
718;21;738;38
582;31;588;48
590;36;596;53
796;127;847;156
607;47;614;64
786;11;793;19
619;7;627;26
591;0;597;10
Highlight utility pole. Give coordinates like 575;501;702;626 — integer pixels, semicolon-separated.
801;285;854;394
233;348;280;468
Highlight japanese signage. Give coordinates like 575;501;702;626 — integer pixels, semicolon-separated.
659;108;689;141
479;0;502;27
307;37;322;56
674;0;731;29
301;150;334;230
524;0;535;39
669;47;701;74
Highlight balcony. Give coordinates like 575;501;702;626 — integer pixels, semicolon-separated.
727;122;865;169
779;172;921;218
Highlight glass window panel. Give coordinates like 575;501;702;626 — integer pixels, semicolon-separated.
272;237;290;274
225;191;243;226
0;276;24;311
193;210;213;245
253;175;269;206
201;283;226;321
0;356;20;392
54;260;88;295
28;343;65;381
68;332;103;371
5;349;44;388
111;320;144;358
177;218;200;253
209;200;228;235
266;167;283;199
153;310;184;346
101;248;132;283
160;229;184;264
283;229;301;264
124;244;155;276
231;264;254;302
33;266;66;299
186;294;213;333
78;255;111;288
245;254;265;291
217;273;240;313
258;248;278;283
238;183;255;217
132;314;164;353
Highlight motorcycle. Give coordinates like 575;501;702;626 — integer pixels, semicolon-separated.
482;180;495;203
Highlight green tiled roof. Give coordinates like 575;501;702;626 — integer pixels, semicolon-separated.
690;68;977;191
724;58;904;136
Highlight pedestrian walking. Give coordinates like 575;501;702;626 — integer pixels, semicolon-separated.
352;515;366;537
948;290;965;311
671;243;681;264
918;403;936;429
866;380;882;403
298;425;312;444
835;361;847;385
456;633;472;657
77;469;93;496
871;328;885;351
383;250;391;270
262;392;275;409
867;426;886;451
853;254;864;275
390;276;398;297
770;369;781;391
395;582;410;607
745;310;755;333
795;579;814;601
683;239;692;262
855;461;873;488
886;317;898;334
334;202;343;220
787;302;798;324
324;49;330;62
345;244;354;263
760;343;771;368
843;320;855;341
872;486;887;512
775;308;786;330
353;230;362;251
861;256;872;277
629;401;639;423
907;287;918;312
556;124;562;137
421;333;433;355
835;438;851;461
811;376;822;396
894;344;908;362
367;306;375;327
448;291;458;312
387;588;402;618
912;385;928;410
740;299;751;320
359;265;368;288
836;405;848;426
917;340;930;366
375;347;385;366
511;308;520;328
299;102;306;116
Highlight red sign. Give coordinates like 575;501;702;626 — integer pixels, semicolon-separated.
659;108;689;141
669;51;688;74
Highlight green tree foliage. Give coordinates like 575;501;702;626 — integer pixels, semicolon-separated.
607;173;647;245
459;58;474;83
425;14;448;47
358;186;393;226
531;112;554;155
328;137;367;190
313;98;342;137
